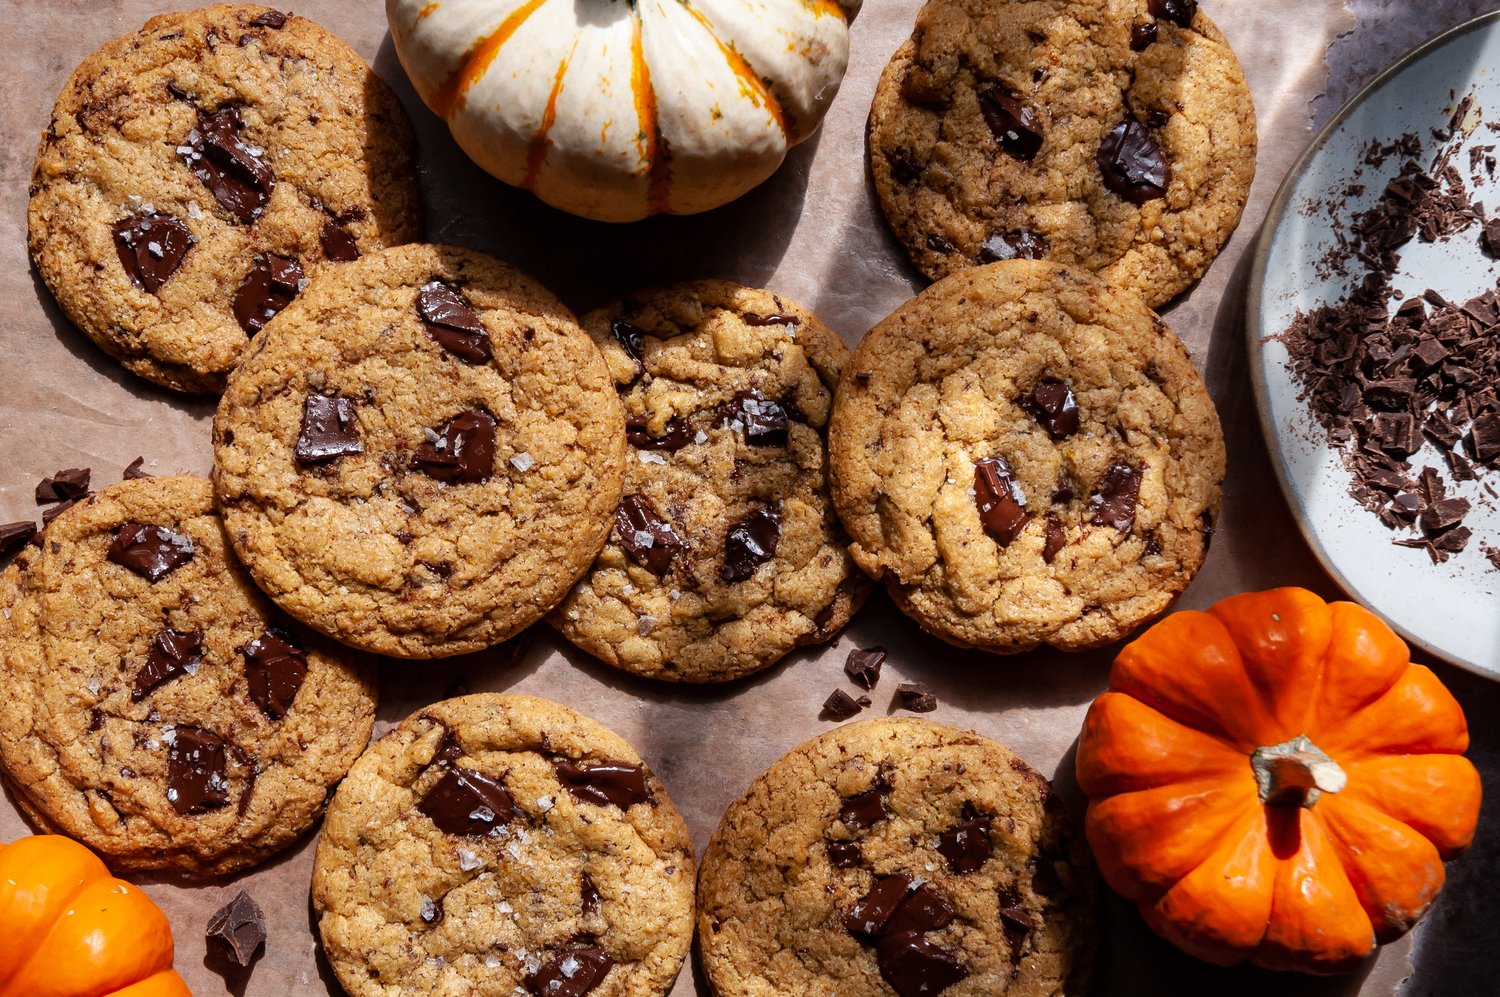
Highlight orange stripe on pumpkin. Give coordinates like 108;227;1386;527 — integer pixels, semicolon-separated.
630;10;672;216
416;2;440;21
433;0;551;119
683;6;795;142
522;44;576;191
804;0;848;20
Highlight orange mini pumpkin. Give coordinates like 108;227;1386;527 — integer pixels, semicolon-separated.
0;835;191;997
1075;587;1481;975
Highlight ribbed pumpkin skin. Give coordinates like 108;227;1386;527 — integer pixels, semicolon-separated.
387;0;860;221
1075;588;1482;975
0;836;191;997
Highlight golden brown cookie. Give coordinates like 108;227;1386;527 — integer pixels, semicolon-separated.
697;718;1098;996
28;3;421;393
0;476;377;877
549;280;868;683
868;0;1255;307
313;694;696;997
829;261;1225;652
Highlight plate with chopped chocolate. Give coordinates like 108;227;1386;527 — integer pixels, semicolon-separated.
1250;12;1500;676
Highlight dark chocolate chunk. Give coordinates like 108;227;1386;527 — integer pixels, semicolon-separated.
431;724;466;765
417;281;493;364
937;804;992;874
166;726;231;815
206;890;266;968
241;630;308;720
1130;21;1159;50
627;418;691;451
0;522;37;560
132;627;203;701
721;507;781;583
413;410;497;484
974;456;1028;546
927;234;956;254
580;872;601;916
611;318;647;364
978;229;1047;264
1042;516;1066;564
295;396;363;465
827;840;863;869
248;10;288;27
839;786;888;829
35;467;90;504
107;522;194;581
1098;120;1171;205
978;88;1044;162
1148;0;1198;27
844;646;886;690
523;947;613;997
1090;461;1142;533
113;213;194;293
183;106;275;222
844;874;914;939
233;253;304;334
124;456;151;480
1433;525;1473;554
1422;496;1472;534
1373;412;1421;457
320;218;361;262
720;390;789;446
418;768;514;835
743;312;801;327
1024;380;1080;437
888;883;956;935
821;689;865;721
614;495;686;575
1472;411;1500;462
875;933;968;997
997;886;1037;933
41;500;78;526
552;758;652;809
895;682;938;713
1482;217;1500;256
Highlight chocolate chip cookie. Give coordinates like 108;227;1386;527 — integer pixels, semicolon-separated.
313;694;695;997
28;4;421;393
829;261;1225;652
213;244;626;659
698;718;1097;996
548;280;867;682
0;476;377;877
869;0;1256;307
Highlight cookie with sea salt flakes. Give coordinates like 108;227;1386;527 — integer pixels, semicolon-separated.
28;3;420;393
548;280;868;683
313;693;696;997
828;260;1225;653
697;718;1098;997
869;0;1255;308
213;243;626;659
0;476;376;877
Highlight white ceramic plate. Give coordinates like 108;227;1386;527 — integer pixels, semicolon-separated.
1248;12;1500;677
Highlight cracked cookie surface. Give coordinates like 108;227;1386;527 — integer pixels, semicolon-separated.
549;280;867;683
828;261;1225;653
28;3;420;393
0;476;377;877
869;0;1255;307
313;693;695;997
697;718;1097;997
213;244;626;659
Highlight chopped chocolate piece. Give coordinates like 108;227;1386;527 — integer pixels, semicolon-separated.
895;682;938;713
1422;496;1472;534
978;88;1044;161
888;883;956;935
166;726;231;815
844;874;915;939
1433;525;1472;554
719;390;789;446
413;410;497;483
1482;217;1500;255
417;281;493;364
1130;21;1158;50
552;758;652;809
123;456;151;480
233;253;304;334
1472;411;1500;462
889;147;922;185
183;106;275;223
997;886;1037;933
721;507;781;583
1097;120;1171;205
827;840;863;869
295;396;363;465
743;312;801;327
1042;516;1066;564
611;318;647;364
41;500;77;526
418;768;514;835
937;804;992;874
974;456;1028;546
580;873;601;915
840;786;888;829
844;646;886;689
206;891;266;968
1373;412;1421;457
523;947;613;997
431;724;466;765
978;230;1047;263
107;522;194;581
627;417;691;451
241;630;308;720
821;689;864;721
113;213;194;293
35;467;90;504
248;10;288;27
615;495;686;575
1090;462;1142;533
875;933;968;997
1148;0;1198;26
133;627;203;701
320;218;361;262
1023;380;1080;437
0;522;37;559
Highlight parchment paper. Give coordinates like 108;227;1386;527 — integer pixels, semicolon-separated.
1;2;1493;995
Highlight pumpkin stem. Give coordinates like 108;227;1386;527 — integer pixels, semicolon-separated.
1250;734;1348;808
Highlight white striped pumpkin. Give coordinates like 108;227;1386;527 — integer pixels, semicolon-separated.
387;0;861;222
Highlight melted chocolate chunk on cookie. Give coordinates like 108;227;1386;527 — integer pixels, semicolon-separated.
978;229;1047;264
524;946;614;997
611;318;647;365
430;724;466;765
844;646;886;689
418;768;515;835
233;253;305;334
1042;516;1067;564
132;627;203;701
720;390;789;446
978;88;1044;162
108;522;194;581
166;726;231;815
997;885;1037;933
413;410;497;484
248;10;288;28
319;218;361;262
842;874;968;996
877;933;968;997
721;507;781;583
182;106;275;223
417;281;493;364
839;785;889;829
241;630;307;720
975;456;1028;546
580;872;601;915
743;312;801;327
1024;380;1080;437
552;758;653;809
938;803;992;874
615;495;686;575
295;396;363;465
844;874;915;939
827;839;864;869
113;213;194;294
1148;0;1198;27
1130;20;1159;50
627;417;690;451
1098;120;1171;205
1090;461;1143;533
